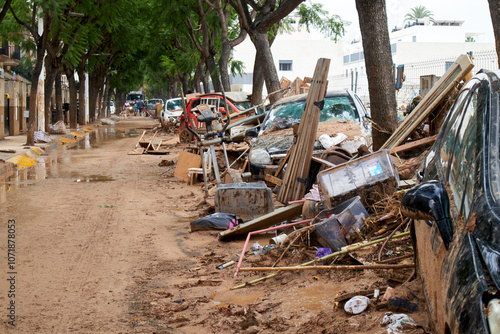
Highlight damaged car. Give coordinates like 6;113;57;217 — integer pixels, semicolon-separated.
248;90;371;179
401;69;500;333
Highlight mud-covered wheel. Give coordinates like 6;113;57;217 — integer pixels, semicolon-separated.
180;128;195;143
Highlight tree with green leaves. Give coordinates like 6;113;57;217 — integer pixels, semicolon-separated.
404;5;434;23
231;0;346;104
6;0;62;145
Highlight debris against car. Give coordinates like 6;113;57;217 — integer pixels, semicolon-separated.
401;69;500;333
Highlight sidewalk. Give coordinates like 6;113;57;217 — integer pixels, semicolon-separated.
0;123;104;179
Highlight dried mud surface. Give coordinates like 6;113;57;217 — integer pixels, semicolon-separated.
0;117;433;333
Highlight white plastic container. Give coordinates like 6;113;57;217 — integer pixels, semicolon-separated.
317;150;399;208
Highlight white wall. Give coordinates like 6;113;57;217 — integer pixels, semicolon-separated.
231;24;345;95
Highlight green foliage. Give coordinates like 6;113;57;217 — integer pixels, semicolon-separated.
11;55;35;80
404;5;434;22
229;58;245;77
291;1;348;42
466;36;476;42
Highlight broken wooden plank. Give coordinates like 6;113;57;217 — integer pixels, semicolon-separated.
278;58;331;203
381;54;474;149
218;202;304;240
264;174;282;186
389;135;437;155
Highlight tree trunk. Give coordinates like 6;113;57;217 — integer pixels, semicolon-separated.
355;0;398;150
252;32;281;103
27;40;46;146
205;54;222;92
489;0;500;68
250;51;266;105
201;69;210;94
64;67;78;129
218;42;232;92
193;63;204;93
181;74;190;94
101;76;110;118
77;66;86;125
55;69;63;122
88;73;98;122
44;56;57;132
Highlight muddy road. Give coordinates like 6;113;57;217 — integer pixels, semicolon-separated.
0;118;431;333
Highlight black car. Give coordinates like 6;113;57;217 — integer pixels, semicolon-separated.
401;69;500;333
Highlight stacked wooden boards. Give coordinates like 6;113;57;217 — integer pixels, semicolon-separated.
277;58;331;204
381;54;474;150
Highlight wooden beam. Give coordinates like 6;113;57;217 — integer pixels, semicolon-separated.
277;58;331;203
381;54;474;149
264;174;282;186
239;263;415;272
218;202;304;240
389;135;437;154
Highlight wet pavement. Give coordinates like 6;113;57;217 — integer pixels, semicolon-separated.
0;117;159;204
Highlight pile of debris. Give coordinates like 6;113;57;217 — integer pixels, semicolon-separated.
164;55;474;328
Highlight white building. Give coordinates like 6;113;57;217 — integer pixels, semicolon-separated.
231;17;497;105
230;20;344;95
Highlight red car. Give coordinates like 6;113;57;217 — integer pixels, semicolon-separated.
178;93;252;143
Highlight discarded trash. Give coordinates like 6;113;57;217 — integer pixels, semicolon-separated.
312;196;369;251
380;313;418;333
49;120;67;134
344;296;370;314
190;213;243;232
34;131;51;143
383;287;395;301
303;184;321;202
319;133;347;149
316;247;332;258
388;297;419;312
261;244;276;254
173;299;185;304
251;243;263;251
270;233;287;245
99;204;117;208
318;150;400;208
488;299;500;333
215;182;273;221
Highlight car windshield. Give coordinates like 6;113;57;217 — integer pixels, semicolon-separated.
263;95;359;131
166;99;184;111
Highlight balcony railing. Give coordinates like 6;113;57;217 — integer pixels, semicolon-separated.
0;41;21;60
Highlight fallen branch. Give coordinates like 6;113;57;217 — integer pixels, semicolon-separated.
239;263;415;272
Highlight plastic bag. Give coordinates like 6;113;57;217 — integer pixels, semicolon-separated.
190;213;242;232
49;120;67;134
34;131;51;143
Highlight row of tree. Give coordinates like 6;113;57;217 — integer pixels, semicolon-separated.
1;1;499;150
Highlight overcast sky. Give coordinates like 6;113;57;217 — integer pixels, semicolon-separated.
313;0;495;43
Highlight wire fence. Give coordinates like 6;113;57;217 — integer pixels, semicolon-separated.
329;50;499;108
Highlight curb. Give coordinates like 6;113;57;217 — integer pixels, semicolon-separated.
0;124;102;179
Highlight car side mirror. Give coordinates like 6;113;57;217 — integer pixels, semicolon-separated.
245;128;259;138
401;180;453;249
